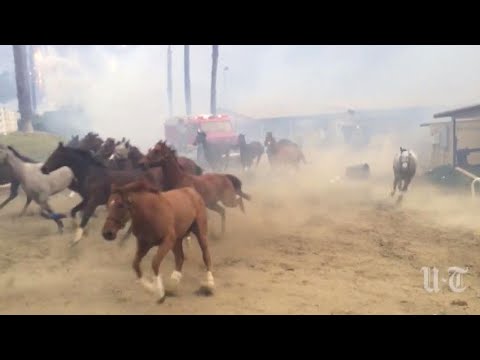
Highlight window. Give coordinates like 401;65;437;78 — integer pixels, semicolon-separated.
200;121;233;133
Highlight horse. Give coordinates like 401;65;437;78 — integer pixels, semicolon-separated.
238;134;264;170
0;145;76;232
391;147;417;203
139;141;250;237
193;130;233;171
40;142;165;245
94;137;117;164
0;145;38;211
101;179;215;303
264;132;306;170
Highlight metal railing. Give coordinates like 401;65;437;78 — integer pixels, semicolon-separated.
454;166;480;198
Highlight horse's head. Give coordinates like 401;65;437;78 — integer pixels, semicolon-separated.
113;142;129;160
139;141;174;169
264;132;274;147
96;138;116;160
193;130;207;146
398;147;411;171
41;142;69;174
238;134;246;145
102;184;131;241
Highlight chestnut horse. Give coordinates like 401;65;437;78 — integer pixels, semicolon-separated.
101;179;215;303
140;141;250;237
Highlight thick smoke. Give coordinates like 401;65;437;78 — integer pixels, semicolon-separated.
26;45;480;151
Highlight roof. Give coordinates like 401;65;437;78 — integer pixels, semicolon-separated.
433;104;480;119
420;117;480;127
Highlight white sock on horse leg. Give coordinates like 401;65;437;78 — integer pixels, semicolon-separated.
206;271;215;289
156;274;165;299
73;228;84;243
185;236;191;248
170;270;182;284
137;277;155;293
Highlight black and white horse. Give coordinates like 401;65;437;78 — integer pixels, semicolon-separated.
391;147;417;203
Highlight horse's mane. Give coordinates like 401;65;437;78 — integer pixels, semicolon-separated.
67;147;107;168
5;145;38;164
112;180;160;195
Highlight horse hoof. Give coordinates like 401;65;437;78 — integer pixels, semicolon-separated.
157;295;166;304
196;285;215;297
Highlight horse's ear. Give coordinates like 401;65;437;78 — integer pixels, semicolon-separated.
59;142;64;148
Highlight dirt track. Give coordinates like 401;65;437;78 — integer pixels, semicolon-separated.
1;150;480;314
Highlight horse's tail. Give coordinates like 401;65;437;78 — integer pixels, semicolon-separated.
225;174;251;201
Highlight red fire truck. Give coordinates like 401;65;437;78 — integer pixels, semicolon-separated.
164;114;239;154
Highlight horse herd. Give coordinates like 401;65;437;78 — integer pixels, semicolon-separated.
0;130;418;304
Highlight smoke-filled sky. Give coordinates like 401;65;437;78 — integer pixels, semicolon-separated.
2;45;480;145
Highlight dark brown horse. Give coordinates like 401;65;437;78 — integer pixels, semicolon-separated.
193;130;233;171
101;179;214;303
139;141;250;237
40;142;164;246
238;134;264;170
264;132;306;170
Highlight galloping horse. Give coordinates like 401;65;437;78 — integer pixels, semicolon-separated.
0;145;38;211
193;130;233;171
238;134;264;170
101;179;215;303
264;132;306;170
139;141;250;237
0;145;76;232
391;147;417;203
40;143;165;245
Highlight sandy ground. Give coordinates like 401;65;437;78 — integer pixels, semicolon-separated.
1;147;480;314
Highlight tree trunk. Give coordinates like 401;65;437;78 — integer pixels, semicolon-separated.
28;45;37;113
184;45;192;116
12;45;34;133
167;45;173;118
210;45;219;115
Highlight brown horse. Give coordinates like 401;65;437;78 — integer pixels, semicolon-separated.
101;179;215;303
139;141;250;237
264;132;306;170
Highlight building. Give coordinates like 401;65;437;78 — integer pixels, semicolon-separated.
0;107;19;134
420;104;480;169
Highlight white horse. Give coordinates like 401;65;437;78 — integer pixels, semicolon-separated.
0;145;76;232
391;147;417;203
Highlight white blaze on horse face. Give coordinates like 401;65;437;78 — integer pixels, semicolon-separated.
402;162;408;169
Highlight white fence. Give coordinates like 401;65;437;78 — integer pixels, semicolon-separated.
0;108;19;135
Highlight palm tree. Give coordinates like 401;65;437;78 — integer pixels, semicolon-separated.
12;45;34;132
210;45;219;115
184;45;192;116
167;45;173;118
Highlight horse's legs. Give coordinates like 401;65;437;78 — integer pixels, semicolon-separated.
191;220;214;291
402;177;412;192
19;195;33;217
70;199;86;220
151;237;175;303
169;239;185;289
256;153;262;167
72;200;98;246
133;240;155;293
391;176;399;197
208;203;226;236
40;201;65;233
0;181;20;210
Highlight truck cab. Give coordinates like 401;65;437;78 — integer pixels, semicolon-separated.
165;113;239;154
